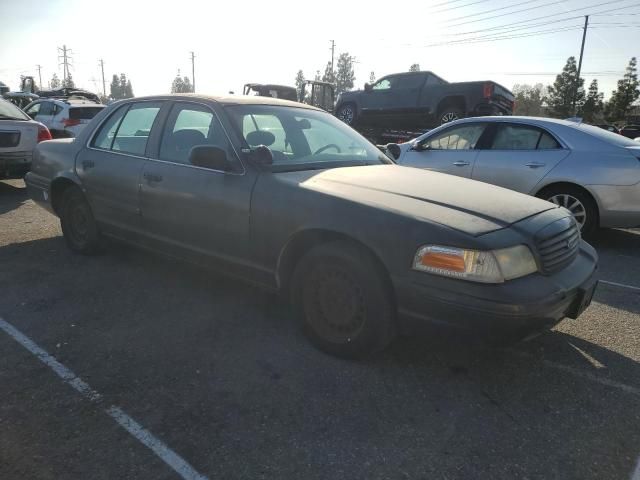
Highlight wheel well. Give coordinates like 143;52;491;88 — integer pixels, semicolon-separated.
535;182;600;223
437;96;466;116
50;178;78;216
277;229;395;304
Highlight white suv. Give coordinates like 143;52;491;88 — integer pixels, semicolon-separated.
24;98;105;138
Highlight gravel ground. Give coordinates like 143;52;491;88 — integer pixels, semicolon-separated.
1;178;639;480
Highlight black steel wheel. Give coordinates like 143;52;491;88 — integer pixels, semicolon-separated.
60;186;103;255
291;241;396;358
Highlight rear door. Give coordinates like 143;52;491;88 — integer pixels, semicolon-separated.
472;122;570;194
139;101;255;262
399;122;487;178
76;101;163;232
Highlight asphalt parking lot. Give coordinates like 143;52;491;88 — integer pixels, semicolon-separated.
1;178;639;480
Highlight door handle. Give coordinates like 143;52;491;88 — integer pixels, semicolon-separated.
82;160;95;169
143;172;163;182
525;162;546;168
453;161;470;167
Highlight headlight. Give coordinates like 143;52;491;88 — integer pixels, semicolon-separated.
412;244;537;283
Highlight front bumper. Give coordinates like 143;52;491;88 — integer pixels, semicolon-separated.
394;242;598;334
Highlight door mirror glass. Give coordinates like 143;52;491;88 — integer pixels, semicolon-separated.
189;145;233;171
385;143;401;160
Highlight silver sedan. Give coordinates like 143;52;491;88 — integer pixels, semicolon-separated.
395;116;640;235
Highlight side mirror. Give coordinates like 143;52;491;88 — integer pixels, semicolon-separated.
189;145;234;171
410;141;427;152
249;145;274;166
385;143;401;160
364;83;373;92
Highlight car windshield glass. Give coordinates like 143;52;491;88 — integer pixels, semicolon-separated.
575;123;639;147
226;105;389;170
0;99;30;120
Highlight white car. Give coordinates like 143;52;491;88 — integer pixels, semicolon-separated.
23;98;104;138
395;116;640;235
0;98;51;178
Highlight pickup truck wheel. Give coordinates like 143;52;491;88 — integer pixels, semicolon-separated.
291;242;396;358
336;103;357;125
60;186;103;255
439;108;463;125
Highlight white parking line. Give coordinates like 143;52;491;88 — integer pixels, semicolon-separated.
600;280;640;292
0;317;209;480
507;349;640;397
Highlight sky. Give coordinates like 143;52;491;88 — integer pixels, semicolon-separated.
1;0;639;99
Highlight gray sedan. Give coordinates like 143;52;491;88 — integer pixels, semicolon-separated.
396;116;640;235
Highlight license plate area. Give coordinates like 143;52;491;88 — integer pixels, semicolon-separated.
0;131;21;148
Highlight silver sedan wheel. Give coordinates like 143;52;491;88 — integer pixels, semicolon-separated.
338;106;354;124
547;194;587;228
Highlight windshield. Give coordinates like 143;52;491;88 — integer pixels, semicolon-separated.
226;105;390;171
0;99;30;121
574;122;640;147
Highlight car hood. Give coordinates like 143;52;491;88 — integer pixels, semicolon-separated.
283;165;557;236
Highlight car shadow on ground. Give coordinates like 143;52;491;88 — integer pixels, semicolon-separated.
1;236;639;479
590;227;640;252
0;179;28;216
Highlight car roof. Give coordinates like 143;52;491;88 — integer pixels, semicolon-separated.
452;115;583;127
114;93;320;110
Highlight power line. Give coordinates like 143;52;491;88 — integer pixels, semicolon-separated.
422;25;583;47
442;0;548;23
429;0;469;9
430;0;492;15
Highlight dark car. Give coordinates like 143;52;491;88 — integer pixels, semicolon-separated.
25;94;597;358
620;124;640;139
595;124;620;134
335;70;514;130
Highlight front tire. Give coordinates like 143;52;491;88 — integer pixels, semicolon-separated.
537;185;598;237
60;186;103;255
291;241;396;359
336;103;357;125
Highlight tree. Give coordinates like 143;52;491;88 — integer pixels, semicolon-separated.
124;79;134;98
545;56;584;118
322;61;335;84
409;63;420;72
50;73;61;89
335;52;355;95
579;79;604;122
606;57;639;122
512;84;546;116
170;71;193;93
62;72;75;89
294;69;306;101
369;71;376;83
109;74;120;99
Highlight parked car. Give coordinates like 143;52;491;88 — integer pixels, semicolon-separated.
619;124;640;139
335;70;514;131
23;98;105;138
395;116;640;235
25;95;597;358
0;98;51;178
595;124;620;134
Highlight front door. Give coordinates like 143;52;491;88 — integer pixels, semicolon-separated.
139;101;256;263
399;122;488;178
76;101;163;232
472;123;571;194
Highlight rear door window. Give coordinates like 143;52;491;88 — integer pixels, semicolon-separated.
423;124;486;150
92;105;128;150
111;103;162;156
37;102;54;116
490;124;560;150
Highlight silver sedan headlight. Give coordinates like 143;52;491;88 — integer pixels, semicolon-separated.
412;244;538;283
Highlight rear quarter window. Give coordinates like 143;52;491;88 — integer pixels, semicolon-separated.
574;123;639;147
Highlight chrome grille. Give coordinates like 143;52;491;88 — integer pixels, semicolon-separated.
535;217;580;274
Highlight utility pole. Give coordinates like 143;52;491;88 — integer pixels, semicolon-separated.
99;58;106;97
36;64;42;90
330;40;335;72
573;15;589;115
190;51;195;93
58;45;73;87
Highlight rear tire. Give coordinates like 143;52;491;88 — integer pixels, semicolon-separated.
536;185;598;237
439;107;463;125
60;186;103;255
336;103;357;126
291;241;396;359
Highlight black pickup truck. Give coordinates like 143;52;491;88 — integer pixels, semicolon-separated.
335;71;514;133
